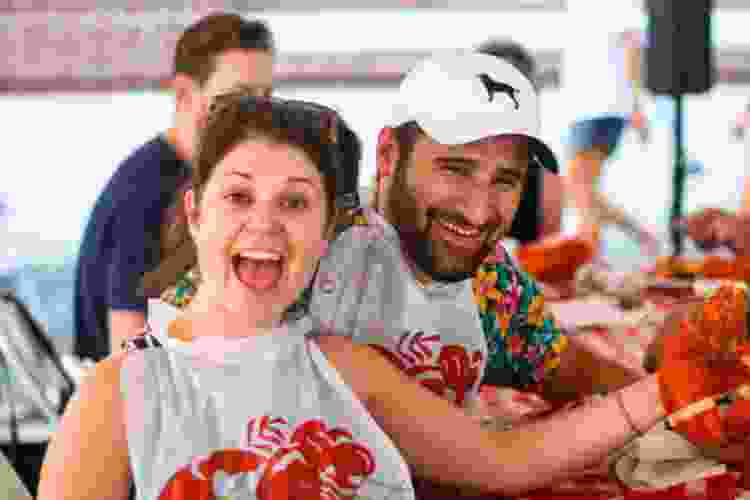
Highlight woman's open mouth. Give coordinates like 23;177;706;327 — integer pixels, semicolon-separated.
232;250;285;291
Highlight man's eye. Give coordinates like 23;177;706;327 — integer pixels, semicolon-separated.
494;177;519;187
443;165;469;176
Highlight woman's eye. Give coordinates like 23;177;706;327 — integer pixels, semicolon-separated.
227;192;252;205
282;196;308;210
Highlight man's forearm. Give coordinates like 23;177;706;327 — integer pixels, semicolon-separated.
542;336;645;404
591;191;642;237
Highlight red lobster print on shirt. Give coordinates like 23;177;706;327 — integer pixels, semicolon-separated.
368;331;484;407
158;416;376;499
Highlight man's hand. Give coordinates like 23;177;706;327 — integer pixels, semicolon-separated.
679;208;750;256
713;212;750;257
679;208;730;251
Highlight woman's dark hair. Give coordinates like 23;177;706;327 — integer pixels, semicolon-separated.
142;94;361;298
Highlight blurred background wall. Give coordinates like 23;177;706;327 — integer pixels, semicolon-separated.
1;0;750;351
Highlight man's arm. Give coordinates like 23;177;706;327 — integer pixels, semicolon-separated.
541;334;645;405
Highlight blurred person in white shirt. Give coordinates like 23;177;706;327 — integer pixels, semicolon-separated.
562;2;659;260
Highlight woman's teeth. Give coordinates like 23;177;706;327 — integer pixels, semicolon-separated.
238;250;282;261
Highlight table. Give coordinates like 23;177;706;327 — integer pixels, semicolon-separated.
475;288;750;500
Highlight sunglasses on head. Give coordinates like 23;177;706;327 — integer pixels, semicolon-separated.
207;93;360;212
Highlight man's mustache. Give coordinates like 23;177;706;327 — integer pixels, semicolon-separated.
425;207;503;235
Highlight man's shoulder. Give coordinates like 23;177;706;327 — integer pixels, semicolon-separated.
117;135;182;181
104;136;182;207
124;135;176;165
81;137;178;243
329;207;397;249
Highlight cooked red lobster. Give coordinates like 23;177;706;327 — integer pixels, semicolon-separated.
514;236;596;284
659;283;750;448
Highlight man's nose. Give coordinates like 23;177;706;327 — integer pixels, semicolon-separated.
459;185;498;227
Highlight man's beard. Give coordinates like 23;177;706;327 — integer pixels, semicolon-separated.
385;165;505;283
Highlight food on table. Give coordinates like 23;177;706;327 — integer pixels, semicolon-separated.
659;283;750;448
515;236;595;284
654;255;750;282
574;264;646;309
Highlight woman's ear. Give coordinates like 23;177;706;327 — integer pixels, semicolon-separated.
376;127;396;179
173;74;191;113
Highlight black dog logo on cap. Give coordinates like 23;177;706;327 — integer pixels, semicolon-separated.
478;73;520;109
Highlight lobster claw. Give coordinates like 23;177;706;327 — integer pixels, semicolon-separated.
659;282;750;449
672;406;725;448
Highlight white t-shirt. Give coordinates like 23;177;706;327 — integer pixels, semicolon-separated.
308;208;488;409
563;1;644;123
122;317;415;500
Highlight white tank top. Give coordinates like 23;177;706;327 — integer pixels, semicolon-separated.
121;317;415;500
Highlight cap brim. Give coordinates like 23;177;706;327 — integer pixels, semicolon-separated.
528;137;559;174
414;121;560;175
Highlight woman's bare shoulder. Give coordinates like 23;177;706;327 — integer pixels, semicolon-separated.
77;349;148;398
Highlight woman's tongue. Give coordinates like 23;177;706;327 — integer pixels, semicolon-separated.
235;256;282;291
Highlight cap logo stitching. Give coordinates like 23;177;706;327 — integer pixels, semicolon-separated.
477;73;520;109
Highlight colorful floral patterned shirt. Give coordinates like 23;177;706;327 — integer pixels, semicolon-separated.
473;244;568;390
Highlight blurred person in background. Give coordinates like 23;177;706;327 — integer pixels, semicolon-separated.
73;13;275;362
680;102;750;256
562;3;659;260
476;38;564;245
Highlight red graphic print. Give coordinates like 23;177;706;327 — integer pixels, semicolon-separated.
158;416;375;499
369;331;484;406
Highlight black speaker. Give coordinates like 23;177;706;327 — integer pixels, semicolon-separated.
645;0;715;96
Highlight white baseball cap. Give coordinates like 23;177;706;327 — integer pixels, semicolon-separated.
387;50;558;173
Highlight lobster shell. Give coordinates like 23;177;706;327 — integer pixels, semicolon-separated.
654;255;750;282
660;284;750;448
515;236;595;284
